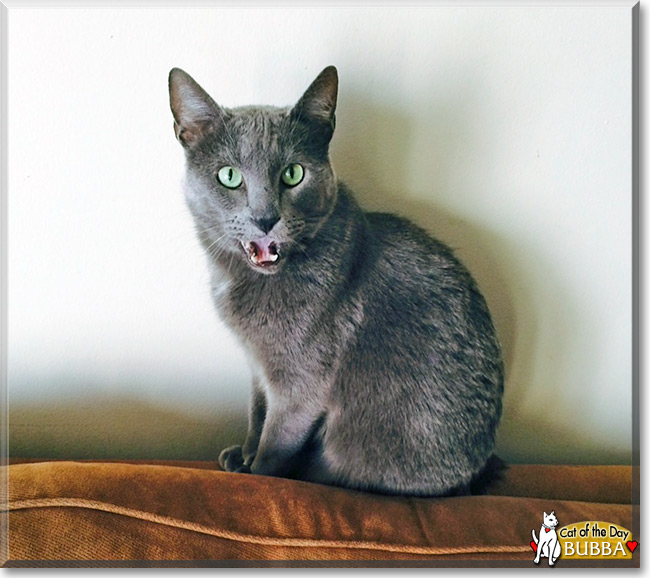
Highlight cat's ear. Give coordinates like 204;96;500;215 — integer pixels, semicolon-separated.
169;68;225;148
543;512;547;517
290;66;338;144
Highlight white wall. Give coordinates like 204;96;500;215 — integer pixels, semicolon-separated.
7;5;634;463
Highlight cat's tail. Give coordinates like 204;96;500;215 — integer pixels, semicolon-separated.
469;454;508;495
532;529;538;544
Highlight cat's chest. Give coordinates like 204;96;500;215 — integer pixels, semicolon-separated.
217;277;314;348
212;271;352;387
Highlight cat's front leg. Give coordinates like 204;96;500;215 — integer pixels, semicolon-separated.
218;445;247;472
250;397;322;478
218;379;267;473
241;380;267;465
549;538;559;566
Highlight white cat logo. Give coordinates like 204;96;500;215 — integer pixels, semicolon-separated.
531;510;562;566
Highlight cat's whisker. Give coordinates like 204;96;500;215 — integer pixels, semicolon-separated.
207;239;232;263
225;246;237;276
203;233;229;255
206;245;229;263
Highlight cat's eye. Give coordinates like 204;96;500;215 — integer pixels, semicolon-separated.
281;163;304;187
217;166;243;189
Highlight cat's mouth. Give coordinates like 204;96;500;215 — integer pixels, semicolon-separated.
241;238;281;271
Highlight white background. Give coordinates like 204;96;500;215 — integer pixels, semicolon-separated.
7;5;634;463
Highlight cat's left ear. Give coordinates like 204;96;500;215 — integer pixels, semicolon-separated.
290;66;338;144
169;68;225;149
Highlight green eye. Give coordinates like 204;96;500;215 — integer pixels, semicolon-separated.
217;166;243;189
281;163;304;187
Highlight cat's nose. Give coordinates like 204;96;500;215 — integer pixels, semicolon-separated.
252;215;280;234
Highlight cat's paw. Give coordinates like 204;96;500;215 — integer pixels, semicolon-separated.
218;445;246;472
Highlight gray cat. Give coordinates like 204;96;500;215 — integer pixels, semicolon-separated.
168;66;504;497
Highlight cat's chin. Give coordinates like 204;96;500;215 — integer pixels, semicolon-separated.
245;259;283;275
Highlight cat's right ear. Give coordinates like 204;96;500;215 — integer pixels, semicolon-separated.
168;68;224;149
290;66;338;145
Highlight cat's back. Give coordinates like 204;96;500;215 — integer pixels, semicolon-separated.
361;210;484;321
357;209;502;376
317;209;503;495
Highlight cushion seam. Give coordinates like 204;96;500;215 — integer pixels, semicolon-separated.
5;498;529;556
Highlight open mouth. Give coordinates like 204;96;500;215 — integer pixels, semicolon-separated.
242;239;280;269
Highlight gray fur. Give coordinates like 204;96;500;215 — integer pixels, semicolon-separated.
168;66;504;496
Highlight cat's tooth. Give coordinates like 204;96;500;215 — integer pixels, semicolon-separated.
244;241;256;260
268;253;279;262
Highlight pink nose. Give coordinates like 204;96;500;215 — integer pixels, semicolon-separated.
245;236;279;265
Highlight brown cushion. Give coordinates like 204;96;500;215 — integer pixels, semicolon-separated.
1;461;637;565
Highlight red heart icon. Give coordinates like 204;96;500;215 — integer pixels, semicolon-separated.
545;528;550;533
626;540;638;553
530;540;537;553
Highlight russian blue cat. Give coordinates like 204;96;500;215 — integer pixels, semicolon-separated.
168;66;504;496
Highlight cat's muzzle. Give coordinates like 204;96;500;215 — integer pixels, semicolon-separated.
242;238;280;271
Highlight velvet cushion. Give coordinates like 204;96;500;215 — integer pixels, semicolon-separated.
1;461;637;566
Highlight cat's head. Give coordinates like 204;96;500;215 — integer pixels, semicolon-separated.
169;66;339;275
543;511;558;528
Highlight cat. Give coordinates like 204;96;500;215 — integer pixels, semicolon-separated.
168;65;504;497
532;510;562;565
